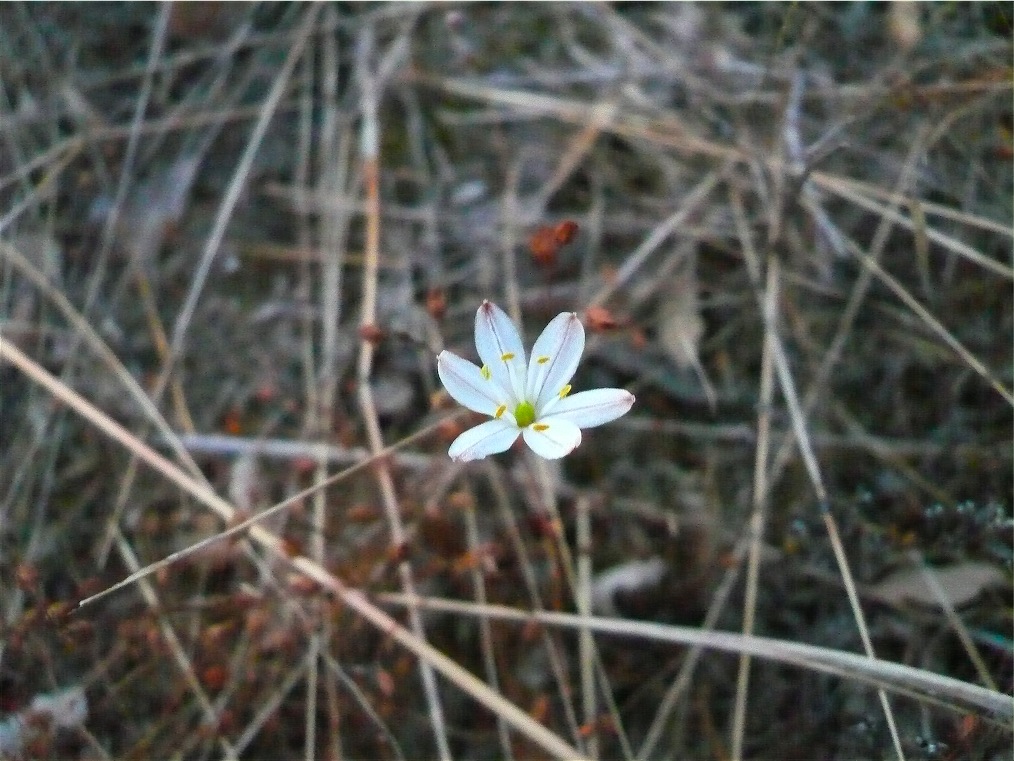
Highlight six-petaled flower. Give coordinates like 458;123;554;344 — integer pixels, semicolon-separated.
437;301;635;462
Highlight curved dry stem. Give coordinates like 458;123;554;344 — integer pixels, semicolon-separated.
0;336;588;761
378;594;1014;725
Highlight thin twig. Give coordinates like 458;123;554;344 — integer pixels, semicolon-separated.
483;462;585;747
588;168;726;308
906;550;998;692
735;189;907;761
156;6;320;401
113;530;240;760
635;531;746;760
730;257;778;761
233;660;309;754
353;21;453;761
0;336;590;760
378;594;1014;723
844;234;1013;406
576;495;598;759
462;496;515;761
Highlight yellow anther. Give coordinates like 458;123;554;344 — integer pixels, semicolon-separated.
533;423;549;432
537;355;550;364
558;384;572;399
500;352;515;361
494;404;507;419
480;365;491;380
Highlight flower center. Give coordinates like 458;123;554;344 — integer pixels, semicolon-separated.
513;401;536;427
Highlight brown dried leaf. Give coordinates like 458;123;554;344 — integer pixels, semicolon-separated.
591;557;667;617
888;1;922;52
228;452;262;513
584;305;621;332
90;155;202;269
869;562;1007;608
529;220;579;266
657;258;703;370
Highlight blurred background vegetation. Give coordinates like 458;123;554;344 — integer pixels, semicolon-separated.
0;3;1010;759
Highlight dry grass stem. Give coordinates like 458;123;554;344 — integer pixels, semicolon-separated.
2;6;1009;758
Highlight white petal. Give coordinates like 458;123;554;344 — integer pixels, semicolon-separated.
540;388;634;429
437;350;510;416
522;419;582;459
474;301;526;404
526;311;584;411
448;419;520;462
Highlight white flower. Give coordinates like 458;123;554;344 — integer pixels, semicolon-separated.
437;301;635;462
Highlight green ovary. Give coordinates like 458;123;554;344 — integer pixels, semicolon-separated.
513;401;536;427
